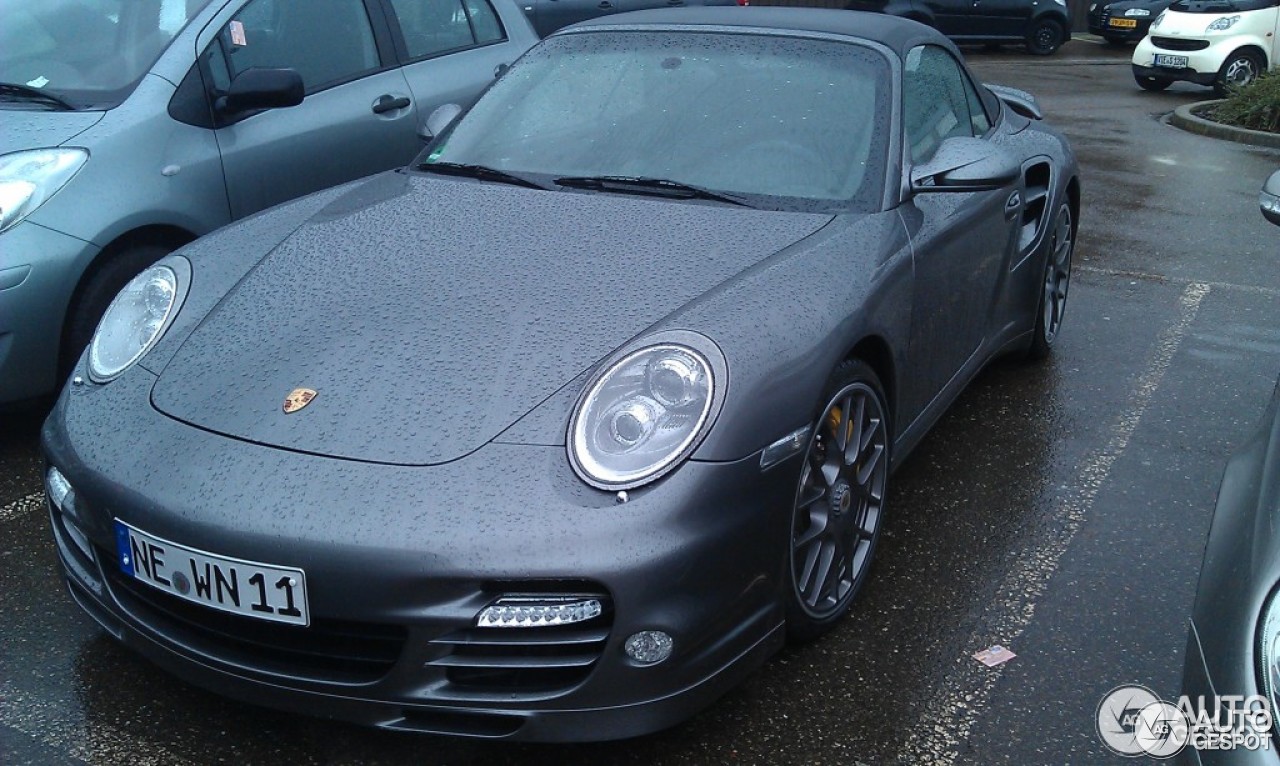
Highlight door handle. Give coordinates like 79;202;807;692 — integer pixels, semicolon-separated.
1004;191;1022;220
667;0;684;5
372;95;411;114
598;1;612;8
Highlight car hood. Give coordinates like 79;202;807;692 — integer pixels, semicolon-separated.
151;171;832;465
0;108;104;152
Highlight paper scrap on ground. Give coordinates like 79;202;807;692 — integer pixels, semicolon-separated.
973;645;1016;667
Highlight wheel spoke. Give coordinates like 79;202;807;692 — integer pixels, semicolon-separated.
797;539;822;595
806;541;837;607
844;395;865;465
856;444;885;486
794;507;828;550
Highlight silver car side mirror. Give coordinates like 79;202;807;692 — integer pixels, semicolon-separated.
1262;170;1280;227
419;103;463;143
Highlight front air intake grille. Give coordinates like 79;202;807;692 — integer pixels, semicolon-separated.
1151;37;1210;52
427;594;613;696
101;553;406;683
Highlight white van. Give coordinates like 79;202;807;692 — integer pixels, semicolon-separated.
1131;0;1278;94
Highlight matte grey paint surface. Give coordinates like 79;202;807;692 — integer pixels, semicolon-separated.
42;9;1080;742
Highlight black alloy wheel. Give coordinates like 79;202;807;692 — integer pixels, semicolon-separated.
1026;18;1065;56
787;360;890;642
1028;202;1074;359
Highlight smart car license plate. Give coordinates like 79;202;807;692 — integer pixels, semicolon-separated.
114;520;309;626
1108;18;1138;28
1154;54;1189;68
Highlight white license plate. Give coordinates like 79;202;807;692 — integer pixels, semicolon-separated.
114;520;309;626
1154;54;1189;68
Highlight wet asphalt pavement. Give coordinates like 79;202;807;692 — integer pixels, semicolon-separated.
3;39;1279;766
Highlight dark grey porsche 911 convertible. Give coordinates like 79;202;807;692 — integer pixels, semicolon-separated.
41;8;1079;741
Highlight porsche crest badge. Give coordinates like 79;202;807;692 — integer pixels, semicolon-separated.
283;388;317;414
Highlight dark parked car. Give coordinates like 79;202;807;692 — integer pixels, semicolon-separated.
1179;171;1280;765
43;8;1079;741
521;0;746;37
846;0;1072;54
1087;0;1172;44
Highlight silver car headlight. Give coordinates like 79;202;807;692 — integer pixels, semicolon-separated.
1206;14;1240;32
1125;8;1150;16
569;334;726;490
1153;10;1166;26
87;259;188;382
0;148;88;234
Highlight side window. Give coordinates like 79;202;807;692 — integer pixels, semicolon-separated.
390;0;505;59
210;0;380;94
902;45;978;164
462;0;505;45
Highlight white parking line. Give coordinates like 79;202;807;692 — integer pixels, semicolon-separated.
1077;265;1280;297
895;281;1211;764
0;680;197;766
0;492;42;524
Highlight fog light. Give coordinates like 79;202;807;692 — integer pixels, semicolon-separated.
476;596;603;628
46;467;72;511
625;630;673;664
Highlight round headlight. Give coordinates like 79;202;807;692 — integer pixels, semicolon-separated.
569;341;722;489
87;263;182;382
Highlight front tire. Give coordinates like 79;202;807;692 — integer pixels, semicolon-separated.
1214;49;1264;97
786;360;890;642
1027;202;1074;360
1025;18;1065;56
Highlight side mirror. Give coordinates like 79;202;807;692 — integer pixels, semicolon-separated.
419;103;462;143
216;68;304;115
1262;170;1280;227
910;137;1021;194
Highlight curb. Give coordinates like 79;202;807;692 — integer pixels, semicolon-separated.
1168;100;1280;149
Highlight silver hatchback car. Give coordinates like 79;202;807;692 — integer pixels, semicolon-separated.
0;0;536;407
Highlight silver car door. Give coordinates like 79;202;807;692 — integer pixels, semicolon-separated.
385;0;525;121
205;0;422;218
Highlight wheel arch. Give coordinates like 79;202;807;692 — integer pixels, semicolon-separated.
842;335;897;432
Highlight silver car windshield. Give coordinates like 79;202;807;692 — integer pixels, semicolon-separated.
0;0;216;109
425;30;892;213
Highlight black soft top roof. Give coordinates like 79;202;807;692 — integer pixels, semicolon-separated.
559;7;957;60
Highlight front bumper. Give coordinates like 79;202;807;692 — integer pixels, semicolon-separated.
1088;13;1151;42
0;221;99;406
42;369;796;741
1132;35;1238;85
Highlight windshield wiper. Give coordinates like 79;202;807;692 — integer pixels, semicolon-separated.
554;175;751;207
0;82;74;110
418;161;547;190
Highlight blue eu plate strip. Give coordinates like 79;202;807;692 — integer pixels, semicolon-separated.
114;521;134;576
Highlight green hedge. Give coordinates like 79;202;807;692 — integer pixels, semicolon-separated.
1211;72;1280;134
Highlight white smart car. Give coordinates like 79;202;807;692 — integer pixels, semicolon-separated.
1132;0;1278;95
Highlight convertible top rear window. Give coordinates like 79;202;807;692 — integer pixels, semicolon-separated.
424;30;892;213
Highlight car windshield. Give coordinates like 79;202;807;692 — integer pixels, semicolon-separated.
1168;0;1274;12
0;0;216;110
422;30;892;213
